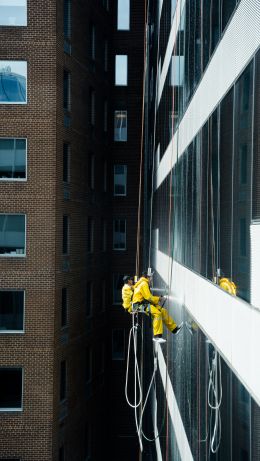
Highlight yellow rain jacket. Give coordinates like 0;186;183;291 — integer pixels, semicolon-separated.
122;283;134;312
219;278;237;296
132;277;160;305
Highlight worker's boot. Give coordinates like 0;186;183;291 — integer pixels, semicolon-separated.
153;334;166;343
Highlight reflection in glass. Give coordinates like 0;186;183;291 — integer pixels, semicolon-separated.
114;111;127;141
0;1;27;26
0;61;27;103
115;55;128;86
0;214;25;256
0;138;26;179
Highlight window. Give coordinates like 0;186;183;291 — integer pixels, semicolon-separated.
115;55;128;85
64;0;71;39
61;288;68;328
114;111;127;141
112;329;125;360
84;423;91;460
62;215;69;255
113;219;126;250
102;219;107;252
0;61;27;104
117;0;130;30
89;89;95;126
60;360;67;402
101;280;106;311
59;446;65;461
63;70;70;111
90;25;95;60
87;217;94;253
86;281;93;317
0;368;23;410
0;290;24;332
104;39;108;72
113;274;124;304
0;0;27;26
63;143;70;183
103;160;107;192
104;100;108;132
88;154;95;190
114;165;127;196
85;347;92;383
0;214;26;256
0;138;26;180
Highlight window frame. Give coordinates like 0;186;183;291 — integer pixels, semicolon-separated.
0;1;27;27
0;289;25;334
117;0;130;31
113;218;126;250
114;165;127;196
114;110;127;142
0;60;27;105
0;213;26;258
115;55;128;86
112;329;125;361
0;367;23;412
0;137;27;182
62;215;69;256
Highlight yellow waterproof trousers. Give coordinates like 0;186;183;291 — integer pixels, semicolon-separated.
147;304;177;336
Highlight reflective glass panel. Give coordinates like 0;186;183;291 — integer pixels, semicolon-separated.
0;61;27;103
0;138;26;179
0;214;25;255
0;0;27;26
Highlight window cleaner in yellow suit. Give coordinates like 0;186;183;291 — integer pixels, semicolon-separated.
122;275;135;312
131;272;183;343
218;270;237;296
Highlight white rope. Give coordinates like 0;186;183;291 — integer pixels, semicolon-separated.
125;313;142;409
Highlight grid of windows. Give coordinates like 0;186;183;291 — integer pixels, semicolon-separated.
0;290;24;332
0;214;25;256
113;219;126;250
0;138;26;180
0;61;27;104
114;111;127;141
0;1;27;26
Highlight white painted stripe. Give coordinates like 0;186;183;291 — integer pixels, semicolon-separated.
153;249;260;406
156;0;260;189
250;223;260;309
158;0;185;106
157;345;194;460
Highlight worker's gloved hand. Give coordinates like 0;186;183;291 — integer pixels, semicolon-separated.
159;295;166;306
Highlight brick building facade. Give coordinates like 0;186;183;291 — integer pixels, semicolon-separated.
0;1;144;460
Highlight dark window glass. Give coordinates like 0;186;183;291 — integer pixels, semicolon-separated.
63;144;69;183
113;274;124;304
0;138;26;179
202;0;210;70
63;70;70;111
64;0;71;39
252;49;260;220
232;61;253;302
87;217;94;253
0;368;22;409
222;0;237;32
0;291;24;331
59;446;65;461
219;88;234;279
86;281;93;317
0;214;25;256
85;348;92;382
112;329;125;360
62;216;69;255
60;361;67;402
61;288;68;328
